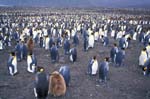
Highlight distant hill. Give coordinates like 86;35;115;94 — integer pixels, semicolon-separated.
0;0;150;9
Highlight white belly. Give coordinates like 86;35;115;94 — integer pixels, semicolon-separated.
88;36;94;48
111;30;115;37
94;32;99;41
45;38;50;50
0;41;3;50
139;54;147;66
12;57;17;74
133;33;137;40
92;61;98;75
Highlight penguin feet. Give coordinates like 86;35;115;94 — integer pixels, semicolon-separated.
11;72;19;76
17;59;22;62
51;60;57;64
97;79;107;84
86;72;91;75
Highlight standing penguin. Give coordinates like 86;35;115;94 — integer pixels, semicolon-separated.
4;35;10;47
144;58;150;76
21;40;28;60
49;36;55;49
73;33;79;46
64;38;70;55
34;67;49;99
101;35;109;46
111;29;115;38
115;48;126;66
27;52;37;73
50;43;59;63
56;34;63;48
146;43;150;58
0;38;3;50
27;37;34;53
45;35;50;50
119;35;126;49
99;57;109;82
87;56;98;76
88;33;94;48
7;51;18;76
139;48;148;67
132;31;137;41
69;47;77;62
126;36;132;48
83;30;89;51
83;34;88;52
139;32;145;43
110;43;119;63
94;31;99;41
59;66;70;87
39;37;44;48
15;40;22;62
143;33;150;46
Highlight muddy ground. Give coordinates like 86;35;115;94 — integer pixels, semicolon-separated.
0;32;150;99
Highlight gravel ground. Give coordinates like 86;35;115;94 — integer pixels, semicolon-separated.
0;33;150;99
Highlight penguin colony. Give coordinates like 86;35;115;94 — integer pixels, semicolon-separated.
1;7;150;99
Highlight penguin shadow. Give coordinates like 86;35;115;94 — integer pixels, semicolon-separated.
110;61;126;67
87;47;95;51
95;75;110;88
96;80;109;88
48;94;65;98
85;73;99;83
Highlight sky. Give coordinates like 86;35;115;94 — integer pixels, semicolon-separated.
0;0;150;8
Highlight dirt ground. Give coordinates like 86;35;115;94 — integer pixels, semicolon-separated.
0;8;150;99
0;33;150;99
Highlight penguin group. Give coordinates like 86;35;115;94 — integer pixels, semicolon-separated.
0;8;150;98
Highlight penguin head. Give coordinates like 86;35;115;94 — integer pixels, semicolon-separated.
37;67;44;73
16;40;20;44
128;36;132;40
140;48;146;55
93;56;97;60
142;48;147;52
21;40;25;44
91;32;94;35
143;67;147;71
104;57;109;62
114;43;117;47
10;51;15;57
40;37;43;40
28;51;33;56
45;35;48;38
121;48;125;50
52;42;56;46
